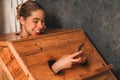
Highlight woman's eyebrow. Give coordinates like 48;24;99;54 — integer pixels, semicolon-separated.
33;17;45;20
33;18;40;20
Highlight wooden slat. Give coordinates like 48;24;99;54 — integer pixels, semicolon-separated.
0;47;28;80
0;65;9;80
0;56;14;80
81;64;113;79
7;58;22;78
7;42;35;80
0;47;13;64
0;74;9;80
14;69;28;80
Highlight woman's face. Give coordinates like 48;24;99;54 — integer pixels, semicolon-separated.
20;9;46;36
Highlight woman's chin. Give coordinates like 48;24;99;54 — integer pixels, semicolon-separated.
32;32;40;36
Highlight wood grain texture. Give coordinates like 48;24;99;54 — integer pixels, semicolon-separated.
0;29;117;80
0;65;9;80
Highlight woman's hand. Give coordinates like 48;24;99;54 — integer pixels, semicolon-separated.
51;51;82;73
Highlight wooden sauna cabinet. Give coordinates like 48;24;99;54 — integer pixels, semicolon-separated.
0;29;117;80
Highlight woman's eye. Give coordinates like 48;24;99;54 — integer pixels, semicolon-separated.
42;21;45;23
33;21;38;23
42;20;45;23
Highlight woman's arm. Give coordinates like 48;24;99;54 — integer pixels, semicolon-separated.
51;51;82;74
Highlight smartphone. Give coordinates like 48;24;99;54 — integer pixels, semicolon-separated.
75;43;87;65
75;43;84;52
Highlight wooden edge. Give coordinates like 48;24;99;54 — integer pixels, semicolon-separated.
11;29;82;42
0;41;8;47
81;30;106;64
81;64;113;79
80;30;108;65
81;31;117;79
0;56;14;80
95;64;113;72
7;41;35;80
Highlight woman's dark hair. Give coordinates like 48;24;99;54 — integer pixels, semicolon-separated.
17;1;44;19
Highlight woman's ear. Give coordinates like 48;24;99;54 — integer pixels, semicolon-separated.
19;16;25;25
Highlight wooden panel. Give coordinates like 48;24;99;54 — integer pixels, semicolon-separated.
9;29;117;80
0;29;117;80
0;47;28;80
0;47;13;64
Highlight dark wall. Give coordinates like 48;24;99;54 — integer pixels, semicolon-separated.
36;0;120;79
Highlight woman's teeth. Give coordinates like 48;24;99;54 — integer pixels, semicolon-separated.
35;30;40;33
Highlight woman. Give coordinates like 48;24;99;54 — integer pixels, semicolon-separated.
17;1;82;74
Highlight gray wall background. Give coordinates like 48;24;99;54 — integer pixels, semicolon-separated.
0;0;5;34
36;0;120;79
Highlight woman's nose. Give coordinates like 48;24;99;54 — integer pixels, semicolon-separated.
38;22;44;29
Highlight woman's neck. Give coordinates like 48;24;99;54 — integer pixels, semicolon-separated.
20;26;30;36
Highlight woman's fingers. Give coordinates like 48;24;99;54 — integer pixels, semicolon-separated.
70;51;82;58
72;57;81;62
